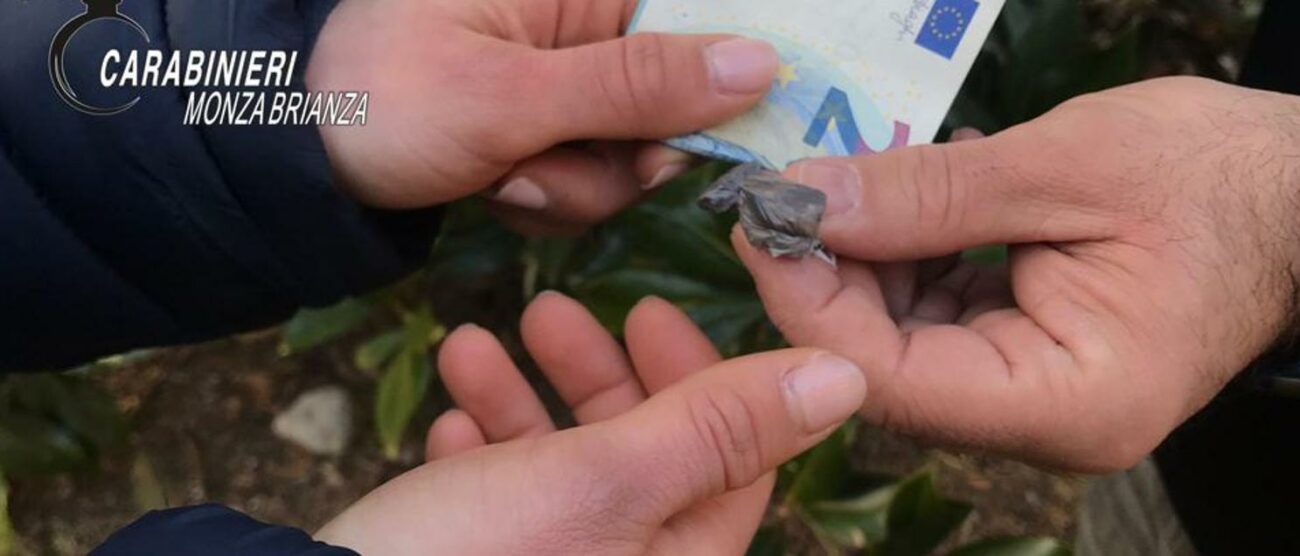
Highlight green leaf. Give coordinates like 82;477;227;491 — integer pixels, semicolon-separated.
374;350;432;460
354;330;406;372
429;200;525;280
280;298;373;354
130;451;168;511
580;269;719;301
573;269;723;334
805;479;900;550
367;310;444;469
684;299;768;357
800;469;920;552
0;473;14;556
880;471;972;556
618;205;750;288
564;233;633;285
7;374;126;454
784;422;856;506
0;414;90;477
523;237;578;298
745;525;787;556
644;162;730;208
59;376;127;451
963;245;1008;265
400;306;443;348
948;537;1071;556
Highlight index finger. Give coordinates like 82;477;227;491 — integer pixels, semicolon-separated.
733;230;1092;469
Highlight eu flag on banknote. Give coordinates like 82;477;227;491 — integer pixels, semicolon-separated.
915;0;980;60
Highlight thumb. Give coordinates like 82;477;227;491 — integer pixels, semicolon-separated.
534;33;778;142
594;348;864;522
785;130;1113;260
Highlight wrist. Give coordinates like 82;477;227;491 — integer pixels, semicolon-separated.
1246;92;1300;393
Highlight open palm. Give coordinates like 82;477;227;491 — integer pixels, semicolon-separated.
425;292;775;554
314;292;865;555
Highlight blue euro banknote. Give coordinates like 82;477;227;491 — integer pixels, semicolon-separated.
627;0;1004;169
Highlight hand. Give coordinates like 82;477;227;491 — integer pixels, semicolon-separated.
315;293;865;554
307;0;778;235
737;77;1300;472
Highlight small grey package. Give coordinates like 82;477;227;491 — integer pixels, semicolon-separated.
698;163;835;265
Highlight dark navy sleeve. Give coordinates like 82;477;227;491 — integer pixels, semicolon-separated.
0;0;440;372
4;1;440;552
91;504;358;556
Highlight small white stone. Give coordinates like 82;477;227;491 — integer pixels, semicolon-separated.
272;385;353;456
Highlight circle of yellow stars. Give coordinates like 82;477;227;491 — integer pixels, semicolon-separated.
929;6;966;40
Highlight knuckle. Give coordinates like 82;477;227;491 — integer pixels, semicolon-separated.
903;144;969;235
595;34;670;122
684;388;767;492
622;34;672;112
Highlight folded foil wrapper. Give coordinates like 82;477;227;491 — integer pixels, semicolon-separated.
699;163;836;265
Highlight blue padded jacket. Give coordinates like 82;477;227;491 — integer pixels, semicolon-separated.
2;0;440;553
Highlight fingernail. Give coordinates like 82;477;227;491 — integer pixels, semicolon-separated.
705;38;779;95
783;353;866;433
644;162;690;190
949;127;985;142
494;177;548;210
795;162;861;218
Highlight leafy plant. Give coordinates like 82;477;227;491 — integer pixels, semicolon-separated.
521;162;775;357
0;367;129;554
280;279;446;459
751;422;1068;556
370;307;444;459
279;298;375;356
0;372;127;478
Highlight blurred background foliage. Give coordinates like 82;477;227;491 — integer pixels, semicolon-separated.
0;0;1264;554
